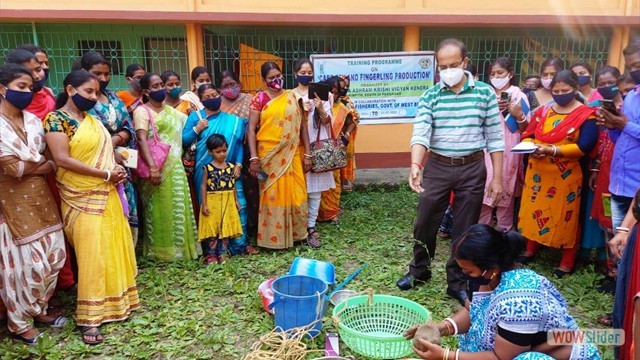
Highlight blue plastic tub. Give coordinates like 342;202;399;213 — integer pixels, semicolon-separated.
288;257;336;285
269;275;328;338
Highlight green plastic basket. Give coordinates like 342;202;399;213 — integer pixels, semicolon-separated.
332;294;430;359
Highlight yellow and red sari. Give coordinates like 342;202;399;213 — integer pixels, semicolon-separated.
518;105;596;249
318;102;353;221
340;95;359;189
49;112;139;326
256;91;308;249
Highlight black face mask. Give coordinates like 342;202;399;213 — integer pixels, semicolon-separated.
99;80;109;92
465;269;494;286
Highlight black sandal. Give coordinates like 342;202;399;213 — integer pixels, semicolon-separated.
306;228;321;248
12;332;42;346
80;326;104;345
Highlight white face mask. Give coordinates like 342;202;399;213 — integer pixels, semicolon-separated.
440;68;465;87
490;76;511;90
541;78;553;90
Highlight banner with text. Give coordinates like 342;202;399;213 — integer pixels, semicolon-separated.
311;51;435;124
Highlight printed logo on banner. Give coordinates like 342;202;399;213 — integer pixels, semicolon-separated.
311;51;436;125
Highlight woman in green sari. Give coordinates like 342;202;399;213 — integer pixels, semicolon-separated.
133;73;200;261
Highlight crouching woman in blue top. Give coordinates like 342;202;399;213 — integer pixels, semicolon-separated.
406;224;600;360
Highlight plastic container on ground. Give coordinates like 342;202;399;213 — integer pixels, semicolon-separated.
270;274;329;338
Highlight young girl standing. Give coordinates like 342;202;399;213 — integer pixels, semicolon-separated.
199;134;243;264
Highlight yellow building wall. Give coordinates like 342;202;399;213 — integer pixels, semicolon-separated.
3;0;637;167
2;0;639;16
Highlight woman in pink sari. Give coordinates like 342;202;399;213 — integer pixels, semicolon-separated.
479;57;530;231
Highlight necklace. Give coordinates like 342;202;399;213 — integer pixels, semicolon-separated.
147;102;164;113
61;106;84;122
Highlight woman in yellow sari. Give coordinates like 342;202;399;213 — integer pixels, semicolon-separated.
247;62;312;249
45;70;139;345
318;76;356;223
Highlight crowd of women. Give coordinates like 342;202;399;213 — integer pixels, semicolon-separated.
0;47;358;345
405;37;640;360
1;36;639;359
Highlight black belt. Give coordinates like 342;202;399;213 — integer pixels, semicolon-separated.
429;150;484;166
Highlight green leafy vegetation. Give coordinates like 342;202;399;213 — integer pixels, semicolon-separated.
0;185;614;359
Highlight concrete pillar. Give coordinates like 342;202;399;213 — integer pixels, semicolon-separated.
404;25;421;52
607;26;630;70
185;23;205;88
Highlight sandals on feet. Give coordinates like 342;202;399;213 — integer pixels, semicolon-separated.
244;246;260;255
306;228;322;248
204;254;218;265
36;315;68;328
80;326;104;345
12;331;42;346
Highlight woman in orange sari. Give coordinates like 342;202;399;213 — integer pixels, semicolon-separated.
116;64;146;114
318;76;356;223
247;62;312;249
517;70;599;278
45;70;139;345
162;70;197;116
338;75;360;191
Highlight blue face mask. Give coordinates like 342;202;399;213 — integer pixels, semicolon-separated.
71;92;97;112
33;77;46;92
465;269;494;286
339;88;348;97
149;89;166;102
522;87;534;96
169;87;182;99
597;85;619;100
3;88;34;110
296;75;313;86
630;69;640;85
552;92;576;107
202;97;222;111
577;75;591;87
43;68;50;82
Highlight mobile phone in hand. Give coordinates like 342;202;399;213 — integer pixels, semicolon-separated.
600;99;618;116
500;92;511;102
257;170;268;182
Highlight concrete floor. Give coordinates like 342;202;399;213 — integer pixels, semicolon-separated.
354;167;409;185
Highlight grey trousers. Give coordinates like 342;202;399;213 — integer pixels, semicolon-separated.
409;156;486;292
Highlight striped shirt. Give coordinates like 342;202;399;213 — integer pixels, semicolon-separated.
411;74;504;157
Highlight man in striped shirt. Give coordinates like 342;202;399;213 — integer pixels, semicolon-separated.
396;39;505;307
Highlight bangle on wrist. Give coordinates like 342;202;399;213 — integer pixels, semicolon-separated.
590;168;600;172
235;163;243;169
455;349;460;360
444;317;458;335
103;170;111;182
551;145;558;156
411;162;423;170
249;156;259;162
192;126;200;135
516;113;527;123
616;226;630;234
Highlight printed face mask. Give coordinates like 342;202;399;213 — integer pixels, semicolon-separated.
221;85;241;100
267;77;283;91
597;85;619;100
